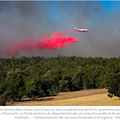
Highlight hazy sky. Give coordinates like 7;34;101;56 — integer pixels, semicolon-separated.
0;1;120;58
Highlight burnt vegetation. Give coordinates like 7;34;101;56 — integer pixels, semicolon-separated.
0;56;120;105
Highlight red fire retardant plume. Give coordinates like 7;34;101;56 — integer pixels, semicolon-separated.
4;30;79;56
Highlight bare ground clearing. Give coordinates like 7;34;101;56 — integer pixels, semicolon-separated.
7;88;112;106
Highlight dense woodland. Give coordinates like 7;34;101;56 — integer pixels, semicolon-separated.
0;55;120;105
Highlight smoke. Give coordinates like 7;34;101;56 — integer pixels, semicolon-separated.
0;1;120;58
0;30;78;57
55;1;120;58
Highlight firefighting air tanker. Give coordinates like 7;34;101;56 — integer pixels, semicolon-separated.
74;26;89;32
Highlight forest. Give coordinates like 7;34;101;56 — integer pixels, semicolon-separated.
0;55;120;105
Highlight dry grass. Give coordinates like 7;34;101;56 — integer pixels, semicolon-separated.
13;93;120;106
8;88;118;106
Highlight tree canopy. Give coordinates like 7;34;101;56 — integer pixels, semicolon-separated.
0;56;120;105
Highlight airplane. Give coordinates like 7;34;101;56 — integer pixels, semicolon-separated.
74;26;89;32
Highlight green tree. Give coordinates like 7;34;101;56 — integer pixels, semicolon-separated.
59;79;69;92
108;72;120;99
71;71;83;91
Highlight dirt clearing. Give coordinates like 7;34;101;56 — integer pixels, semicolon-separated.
8;88;118;106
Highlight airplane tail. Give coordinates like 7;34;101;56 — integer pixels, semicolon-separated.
74;26;77;31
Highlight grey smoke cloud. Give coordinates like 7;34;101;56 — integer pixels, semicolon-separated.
0;1;120;58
